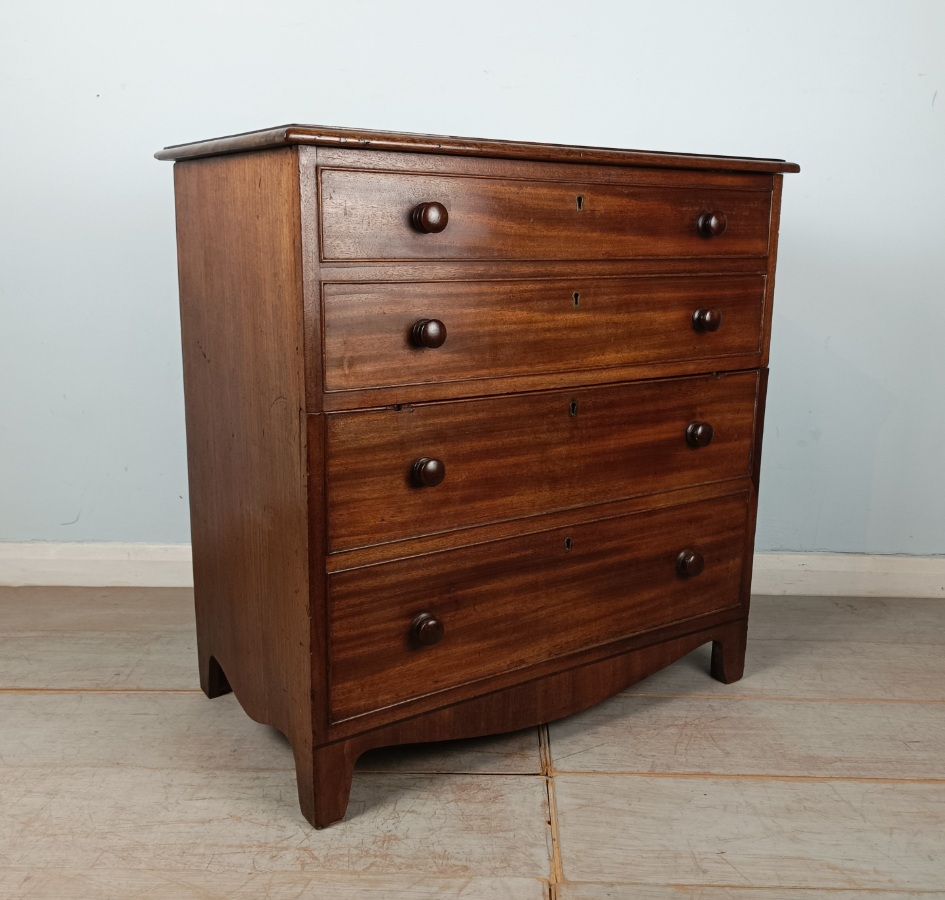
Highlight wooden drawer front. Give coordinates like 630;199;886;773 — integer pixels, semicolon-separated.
326;371;758;551
323;275;764;393
329;491;749;720
319;169;770;261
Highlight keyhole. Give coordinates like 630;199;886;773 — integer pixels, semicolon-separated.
576;195;584;211
564;537;573;552
572;291;580;308
569;400;578;417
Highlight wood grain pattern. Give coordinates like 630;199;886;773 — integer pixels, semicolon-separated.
311;257;770;286
315;147;778;190
358;729;542;775
322;275;765;394
289;620;747;832
759;175;784;364
319;169;771;261
326;479;753;572
323;615;746;743
162;126;792;827
327;372;759;551
329;493;749;720
171;147;316;802
156;123;799;174
553;775;945;889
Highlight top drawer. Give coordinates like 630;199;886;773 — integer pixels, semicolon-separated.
319;169;772;262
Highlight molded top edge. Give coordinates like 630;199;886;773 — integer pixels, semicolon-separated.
155;124;800;174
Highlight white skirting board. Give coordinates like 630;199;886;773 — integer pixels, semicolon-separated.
0;543;942;597
0;543;195;589
749;552;945;599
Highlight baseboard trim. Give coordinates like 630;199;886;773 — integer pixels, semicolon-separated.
750;551;945;598
0;543;193;588
0;543;942;597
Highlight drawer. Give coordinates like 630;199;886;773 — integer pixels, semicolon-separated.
326;371;758;551
329;491;749;720
323;275;765;393
319;169;771;261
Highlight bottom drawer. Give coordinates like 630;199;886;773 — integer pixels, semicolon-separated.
329;492;750;721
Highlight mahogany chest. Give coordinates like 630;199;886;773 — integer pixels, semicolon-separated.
157;125;797;827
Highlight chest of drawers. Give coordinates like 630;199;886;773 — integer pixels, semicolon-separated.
157;125;797;827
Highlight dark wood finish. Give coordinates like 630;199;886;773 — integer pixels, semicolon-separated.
675;549;706;578
326;477;753;572
710;617;749;683
697;211;728;238
329;492;748;720
685;420;715;448
316;146;779;191
337;609;749;745
171;148;314;783
200;653;231;698
322;275;764;396
411;200;449;233
327;373;758;552
410;612;445;646
303;619;741;824
156;123;799;175
410;317;447;349
161;125;794;828
692;306;723;332
410;456;446;488
320;169;771;261
759;177;784;365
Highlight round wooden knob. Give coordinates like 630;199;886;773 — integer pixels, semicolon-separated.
411;318;447;348
411;201;449;234
676;549;705;578
692;307;723;332
411;612;444;646
685;421;714;448
412;457;446;487
697;212;727;238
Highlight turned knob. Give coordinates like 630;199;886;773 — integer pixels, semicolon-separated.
685;421;714;448
411;201;449;234
411;456;446;487
697;212;727;238
676;549;705;578
692;307;723;332
411;318;447;348
411;612;445;645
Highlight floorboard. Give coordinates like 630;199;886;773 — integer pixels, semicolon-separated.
2;588;943;896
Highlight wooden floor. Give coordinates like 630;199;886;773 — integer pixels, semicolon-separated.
1;587;944;898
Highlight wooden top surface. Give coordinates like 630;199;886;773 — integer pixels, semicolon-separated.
155;124;799;174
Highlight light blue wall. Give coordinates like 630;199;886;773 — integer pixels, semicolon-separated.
1;1;942;553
